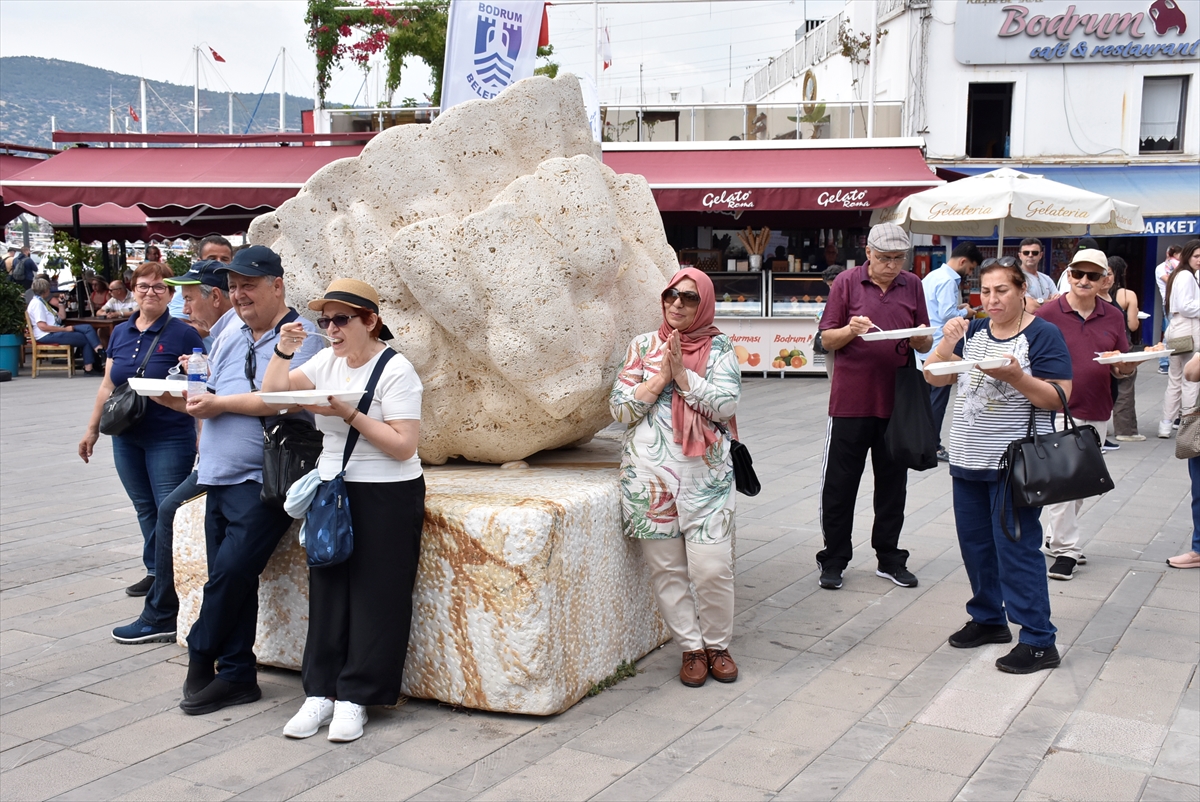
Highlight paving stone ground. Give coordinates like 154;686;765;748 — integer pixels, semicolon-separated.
2;369;1197;802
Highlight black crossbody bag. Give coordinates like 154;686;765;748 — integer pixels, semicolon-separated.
997;383;1113;542
99;328;164;436
715;421;760;496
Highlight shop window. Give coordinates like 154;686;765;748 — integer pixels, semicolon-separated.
1140;76;1188;153
966;83;1013;159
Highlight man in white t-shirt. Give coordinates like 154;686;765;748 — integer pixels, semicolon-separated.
1156;245;1183;373
1018;238;1059;311
98;281;138;318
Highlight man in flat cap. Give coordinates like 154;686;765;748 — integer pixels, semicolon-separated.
815;223;932;591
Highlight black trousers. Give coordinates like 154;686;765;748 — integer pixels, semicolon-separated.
817;416;910;574
302;476;426;706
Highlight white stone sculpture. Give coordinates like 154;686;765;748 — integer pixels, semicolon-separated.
174;440;670;716
249;74;677;464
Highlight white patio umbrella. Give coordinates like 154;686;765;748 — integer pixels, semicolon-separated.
871;167;1144;248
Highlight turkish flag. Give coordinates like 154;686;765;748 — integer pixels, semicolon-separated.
209;47;226;63
128;105;139;122
538;3;550;47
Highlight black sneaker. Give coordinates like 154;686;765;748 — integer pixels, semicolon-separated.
936;447;950;463
1101;440;1119;452
179;678;261;716
996;643;1060;674
948;620;1013;649
1048;556;1076;581
876;568;918;588
125;574;154;596
819;568;843;590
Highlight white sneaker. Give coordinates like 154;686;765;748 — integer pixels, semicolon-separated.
283;697;334;739
327;701;367;742
1158;421;1173;439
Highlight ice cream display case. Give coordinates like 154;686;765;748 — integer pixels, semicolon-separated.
711;272;765;317
770;275;832;318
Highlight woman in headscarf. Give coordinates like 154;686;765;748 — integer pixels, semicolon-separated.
610;267;742;688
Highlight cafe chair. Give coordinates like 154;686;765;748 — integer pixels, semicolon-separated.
25;312;75;378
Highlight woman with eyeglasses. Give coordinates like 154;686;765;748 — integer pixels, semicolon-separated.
79;261;204;597
1159;239;1200;440
610;267;742;688
923;258;1073;674
263;278;423;743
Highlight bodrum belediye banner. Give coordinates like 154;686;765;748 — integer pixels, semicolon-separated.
442;1;546;112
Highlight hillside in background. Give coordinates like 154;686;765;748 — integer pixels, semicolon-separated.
0;57;316;148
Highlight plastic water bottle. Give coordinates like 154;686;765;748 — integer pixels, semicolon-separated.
187;348;208;399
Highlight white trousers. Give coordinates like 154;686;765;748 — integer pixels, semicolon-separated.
639;537;735;652
1042;416;1108;561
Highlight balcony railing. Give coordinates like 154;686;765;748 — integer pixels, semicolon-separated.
600;101;904;143
744;11;845;103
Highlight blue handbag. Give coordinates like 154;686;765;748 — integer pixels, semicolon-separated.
305;348;396;568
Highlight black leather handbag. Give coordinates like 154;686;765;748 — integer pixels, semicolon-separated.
261;418;325;508
998;383;1113;541
99;329;163;436
716;422;760;496
884;349;939;471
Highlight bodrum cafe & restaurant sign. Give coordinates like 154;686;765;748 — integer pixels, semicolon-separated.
954;0;1200;65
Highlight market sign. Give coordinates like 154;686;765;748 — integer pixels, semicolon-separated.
1141;216;1200;235
656;185;920;213
954;0;1200;65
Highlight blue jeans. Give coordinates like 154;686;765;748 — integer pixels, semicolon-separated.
141;471;206;628
187;481;293;683
1190;458;1200;553
952;476;1056;648
37;324;102;367
111;428;196;575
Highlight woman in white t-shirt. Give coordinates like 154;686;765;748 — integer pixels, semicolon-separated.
263;278;423;744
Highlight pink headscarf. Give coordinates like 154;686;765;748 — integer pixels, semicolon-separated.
658;268;723;457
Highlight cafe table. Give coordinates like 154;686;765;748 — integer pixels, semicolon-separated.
63;316;119;348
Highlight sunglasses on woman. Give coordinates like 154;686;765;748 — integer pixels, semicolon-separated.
662;288;701;307
1069;268;1105;282
316;313;362;329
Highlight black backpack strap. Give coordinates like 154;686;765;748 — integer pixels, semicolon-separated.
341;348;397;469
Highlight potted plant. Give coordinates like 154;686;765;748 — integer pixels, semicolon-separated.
0;279;27;376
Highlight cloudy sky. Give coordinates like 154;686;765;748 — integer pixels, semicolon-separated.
0;0;844;107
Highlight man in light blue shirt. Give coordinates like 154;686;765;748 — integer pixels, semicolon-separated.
922;242;981;462
168;235;234;320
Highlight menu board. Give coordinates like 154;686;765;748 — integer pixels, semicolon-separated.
719;317;825;375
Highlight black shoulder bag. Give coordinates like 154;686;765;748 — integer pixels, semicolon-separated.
305;348;396;568
884;349;939;471
998;383;1113;542
99;328;164;436
715;421;760;496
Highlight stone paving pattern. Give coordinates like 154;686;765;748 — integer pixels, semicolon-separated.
2;371;1197;801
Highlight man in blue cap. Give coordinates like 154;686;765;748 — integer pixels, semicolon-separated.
176;245;323;715
166;260;238;349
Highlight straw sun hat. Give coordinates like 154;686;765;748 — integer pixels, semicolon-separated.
308;278;394;340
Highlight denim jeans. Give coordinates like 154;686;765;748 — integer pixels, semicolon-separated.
111;428;197;575
952;476;1056;648
37;324;102;367
1190;458;1200;554
140;471;206;628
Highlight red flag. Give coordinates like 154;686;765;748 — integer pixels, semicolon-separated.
538;3;550;48
128;105;139;122
602;25;612;70
209;47;226;63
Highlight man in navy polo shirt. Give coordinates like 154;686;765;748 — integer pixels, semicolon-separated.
177;245;323;715
816;223;932;591
111;260;242;646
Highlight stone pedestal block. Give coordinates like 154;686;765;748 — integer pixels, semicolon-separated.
174;440;669;715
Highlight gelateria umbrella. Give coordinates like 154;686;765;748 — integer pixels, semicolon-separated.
871;167;1143;247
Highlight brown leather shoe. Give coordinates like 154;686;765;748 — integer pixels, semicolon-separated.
680;650;709;687
706;648;739;683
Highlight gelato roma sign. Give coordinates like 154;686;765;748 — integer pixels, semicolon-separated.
954;0;1200;64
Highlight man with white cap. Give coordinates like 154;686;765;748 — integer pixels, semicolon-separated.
1034;248;1131;581
816;223;932;591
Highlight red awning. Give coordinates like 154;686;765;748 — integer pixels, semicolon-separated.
0;145;363;210
1;152;49;226
602;143;941;213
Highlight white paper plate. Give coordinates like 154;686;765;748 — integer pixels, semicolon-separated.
924;357;1010;376
259;389;366;406
1137;312;1150;320
861;326;932;341
127;377;186;397
1095;349;1172;364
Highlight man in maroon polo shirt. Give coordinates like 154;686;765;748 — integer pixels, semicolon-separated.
1034;248;1132;581
816;223;933;591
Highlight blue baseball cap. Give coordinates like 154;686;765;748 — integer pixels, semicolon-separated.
217;245;284;277
165;260;229;291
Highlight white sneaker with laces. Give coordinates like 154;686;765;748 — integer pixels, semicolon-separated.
328;700;367;742
283;697;334;739
1158;421;1173;439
